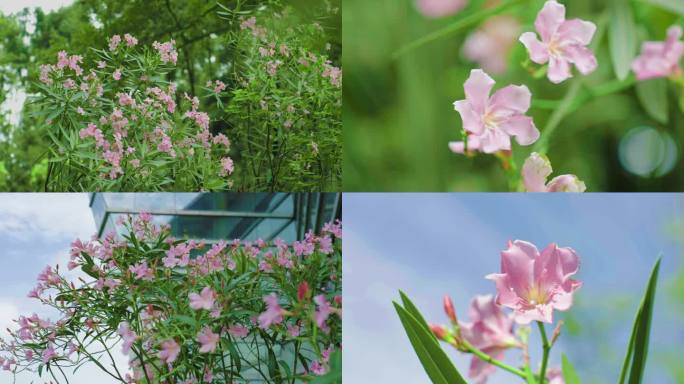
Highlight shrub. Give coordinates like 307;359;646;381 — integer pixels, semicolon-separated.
0;213;342;383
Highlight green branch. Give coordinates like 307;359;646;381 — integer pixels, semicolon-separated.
392;0;525;59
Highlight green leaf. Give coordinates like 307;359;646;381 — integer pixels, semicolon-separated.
618;257;661;384
640;0;684;16
170;314;198;327
562;354;581;384
635;78;669;124
393;301;467;384
399;290;435;340
267;347;283;384
609;0;637;80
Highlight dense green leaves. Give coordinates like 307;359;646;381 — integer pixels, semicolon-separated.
394;292;468;384
618;257;661;384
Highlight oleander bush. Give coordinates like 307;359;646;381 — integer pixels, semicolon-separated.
0;213;342;383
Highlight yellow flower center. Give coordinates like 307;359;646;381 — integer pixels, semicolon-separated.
526;285;547;306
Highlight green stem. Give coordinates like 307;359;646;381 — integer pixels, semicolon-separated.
532;81;582;154
460;339;527;379
537;322;551;384
392;0;525;58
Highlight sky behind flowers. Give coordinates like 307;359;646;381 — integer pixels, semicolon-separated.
0;193;127;383
343;193;684;384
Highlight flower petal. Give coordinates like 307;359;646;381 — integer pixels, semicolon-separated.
546;174;587;192
522;152;552;192
479;128;511;153
564;44;597;74
500;240;537;297
489;85;532;117
498;115;539;146
534;0;566;42
463;69;495;114
519;32;549;64
557;19;596;46
453;100;485;135
548;56;572;83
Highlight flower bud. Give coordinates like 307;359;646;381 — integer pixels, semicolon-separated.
297;281;309;301
443;295;457;324
429;324;449;341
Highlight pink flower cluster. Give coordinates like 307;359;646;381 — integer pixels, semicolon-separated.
153;39;178;64
38;34;235;184
431;239;582;383
632;25;684;80
1;214;342;382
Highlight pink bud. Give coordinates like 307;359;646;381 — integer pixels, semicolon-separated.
430;324;448;340
297;281;310;301
443;295;457;324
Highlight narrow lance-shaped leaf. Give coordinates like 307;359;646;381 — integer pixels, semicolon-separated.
640;0;684;16
608;0;637;80
393;296;468;384
635;78;669;124
562;353;581;384
617;257;661;384
399;290;437;341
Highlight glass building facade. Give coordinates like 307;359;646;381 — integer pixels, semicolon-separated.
89;193;341;242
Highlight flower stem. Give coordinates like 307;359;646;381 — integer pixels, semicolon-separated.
392;0;525;58
460;339;527;379
532;81;582;155
537;321;551;384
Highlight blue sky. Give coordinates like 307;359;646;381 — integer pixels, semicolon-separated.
343;193;684;384
0;193;128;384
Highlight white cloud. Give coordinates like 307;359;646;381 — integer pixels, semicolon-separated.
0;193;96;240
0;301;20;339
0;0;75;15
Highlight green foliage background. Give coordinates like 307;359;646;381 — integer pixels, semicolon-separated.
343;0;684;191
0;0;341;191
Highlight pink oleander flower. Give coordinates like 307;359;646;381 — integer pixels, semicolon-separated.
189;286;216;311
522;152;586;192
486;240;582;324
196;327;219;353
109;35;121;51
463;16;521;75
632;26;684;80
314;294;333;333
219;157;234;177
124;33;138;47
546;367;564;384
228;324;249;338
287;324;300;337
519;0;597;83
113;69;122;80
158;339;180;364
129;261;154;281
415;0;467;18
42;343;57;363
459;295;519;384
451;69;538;154
117;321;138;355
258;293;284;329
153;40;178;65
